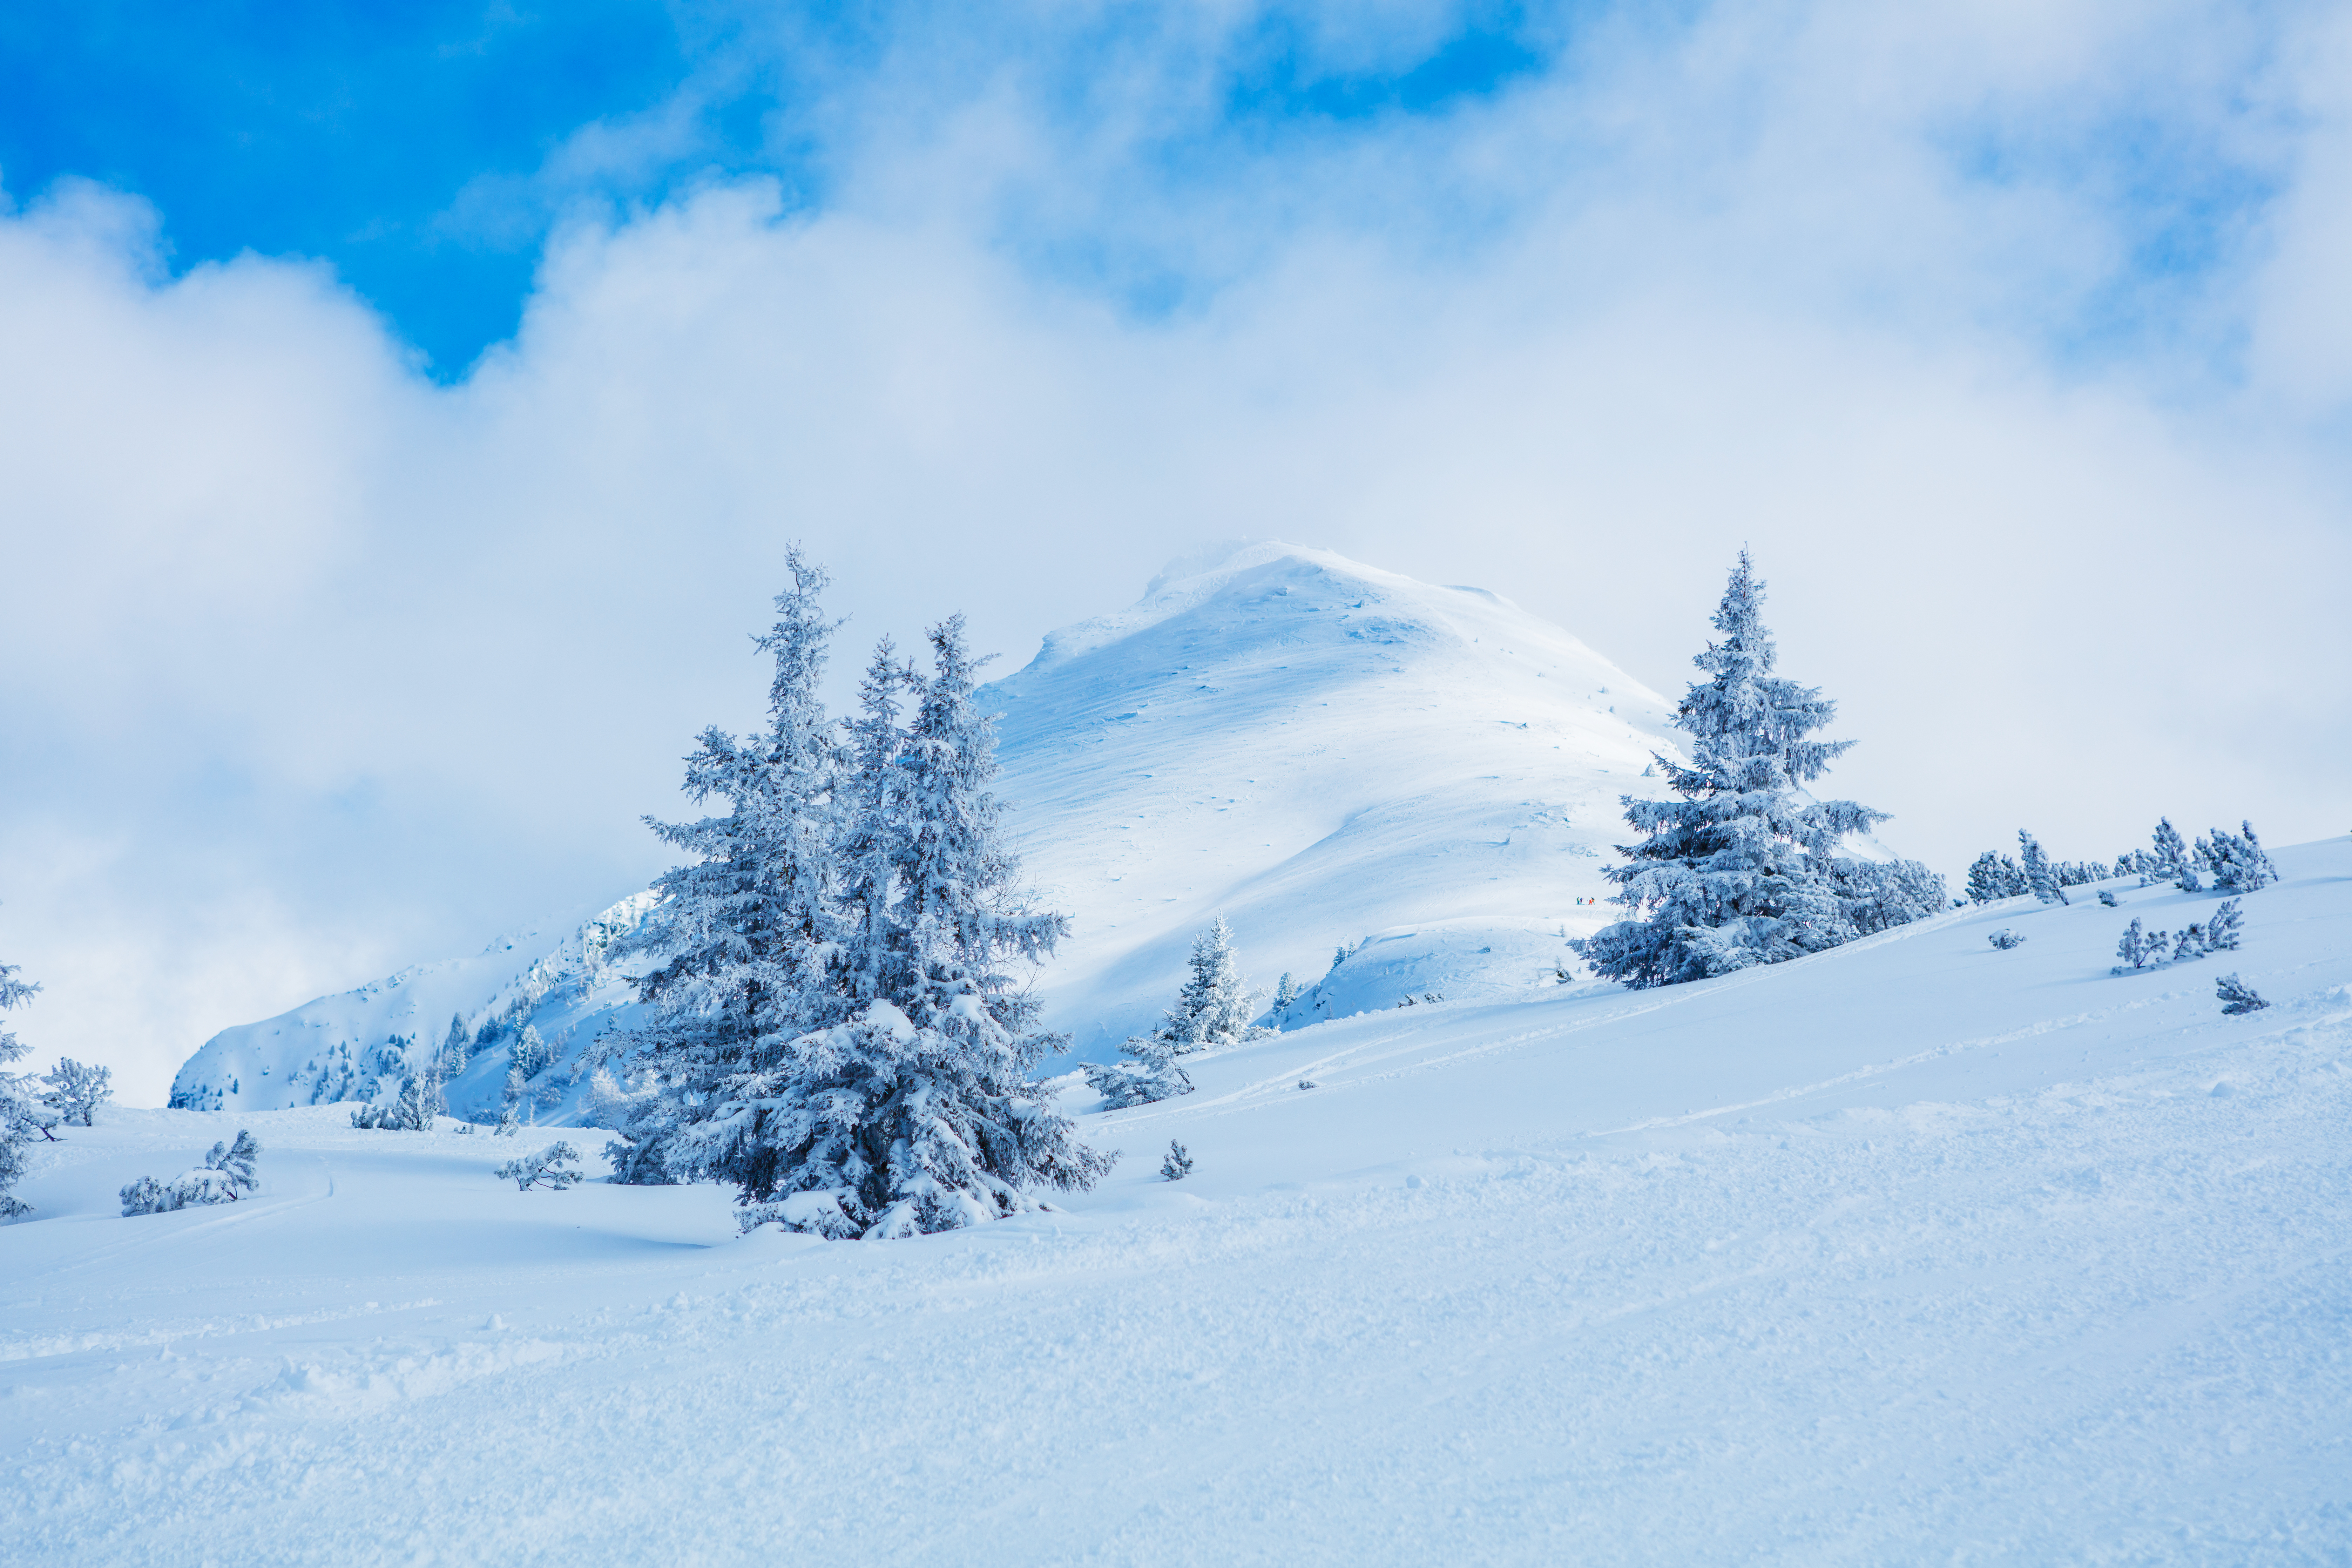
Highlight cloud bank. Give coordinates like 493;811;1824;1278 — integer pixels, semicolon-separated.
4;0;2349;1101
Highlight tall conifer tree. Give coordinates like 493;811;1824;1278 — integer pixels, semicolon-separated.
610;550;847;1186
1574;552;1942;988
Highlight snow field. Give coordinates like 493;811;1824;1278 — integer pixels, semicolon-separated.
5;841;2350;1563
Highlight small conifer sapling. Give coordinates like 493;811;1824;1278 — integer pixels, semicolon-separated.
1160;1140;1193;1182
2215;974;2269;1015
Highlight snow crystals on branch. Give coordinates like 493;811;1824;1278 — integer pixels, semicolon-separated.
121;1132;261;1216
603;554;1111;1239
1572;552;1944;989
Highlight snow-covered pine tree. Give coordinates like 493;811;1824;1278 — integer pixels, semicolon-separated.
2206;898;2244;951
2017;832;2068;906
1160;1140;1193;1181
1965;852;2027;904
121;1131;261;1215
40;1058;111;1127
1574;552;1941;988
2215;974;2269;1015
1084;917;1272;1106
494;1141;583;1191
1272;972;1299;1013
604;551;848;1190
1084;1032;1194;1108
0;953;48;1218
1158;918;1266;1053
728;615;1112;1239
2200;822;2278;894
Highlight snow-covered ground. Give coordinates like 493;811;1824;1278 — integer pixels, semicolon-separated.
168;542;1684;1118
10;840;2349;1563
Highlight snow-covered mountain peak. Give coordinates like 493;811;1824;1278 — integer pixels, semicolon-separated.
168;541;1688;1116
988;542;1683;1054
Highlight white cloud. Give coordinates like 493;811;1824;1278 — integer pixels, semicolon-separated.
3;0;2348;1102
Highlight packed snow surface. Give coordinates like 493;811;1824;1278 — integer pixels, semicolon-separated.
11;840;2351;1563
170;542;1682;1113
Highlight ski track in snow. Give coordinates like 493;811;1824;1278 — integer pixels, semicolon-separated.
6;843;2352;1563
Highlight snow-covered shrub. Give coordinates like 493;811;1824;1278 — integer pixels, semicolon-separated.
2215;974;2269;1015
2112;919;2162;973
2097;889;2119;908
2017;831;2069;906
1987;930;2025;950
2206;899;2244;951
350;1068;440;1130
121;1131;261;1216
606;558;1109;1239
2199;823;2278;894
0;954;52;1218
1966;853;2028;904
40;1058;112;1127
2170;926;2208;963
1573;553;1944;988
2148;819;2195;888
1085;1034;1193;1109
494;1141;583;1191
1160;1141;1193;1182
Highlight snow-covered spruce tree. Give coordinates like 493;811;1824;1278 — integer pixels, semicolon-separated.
41;1058;111;1127
603;553;851;1190
2018;832;2068;906
1573;552;1943;987
726;616;1113;1239
1087;917;1274;1107
2206;898;2245;951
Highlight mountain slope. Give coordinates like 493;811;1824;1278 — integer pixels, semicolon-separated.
18;839;2351;1563
990;541;1681;1054
171;542;1687;1113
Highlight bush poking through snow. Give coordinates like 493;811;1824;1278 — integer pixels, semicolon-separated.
1160;1141;1193;1182
1987;930;2026;950
1086;1035;1193;1108
121;1131;261;1216
2200;823;2278;894
2206;899;2245;951
2215;974;2270;1015
495;1142;583;1192
2097;889;2118;908
40;1058;112;1127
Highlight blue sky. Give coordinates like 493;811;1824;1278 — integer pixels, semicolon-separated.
3;0;2348;1099
1;2;1578;374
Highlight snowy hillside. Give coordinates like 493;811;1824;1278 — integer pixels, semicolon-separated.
993;541;1683;1053
10;840;2349;1562
171;542;1693;1114
167;894;658;1122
